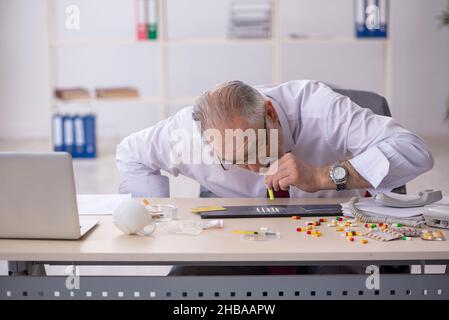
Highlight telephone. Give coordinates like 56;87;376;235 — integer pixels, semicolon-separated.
423;205;449;229
374;189;443;208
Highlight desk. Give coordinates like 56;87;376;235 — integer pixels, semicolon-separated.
1;198;449;300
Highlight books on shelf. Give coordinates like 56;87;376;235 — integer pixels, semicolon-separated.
135;0;158;40
52;113;96;158
95;87;140;99
54;87;90;101
228;0;272;39
354;0;388;38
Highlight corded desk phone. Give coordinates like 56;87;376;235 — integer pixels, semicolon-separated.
374;189;443;208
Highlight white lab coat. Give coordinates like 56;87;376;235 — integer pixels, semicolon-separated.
116;80;433;198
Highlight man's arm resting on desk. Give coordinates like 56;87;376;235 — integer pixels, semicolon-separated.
265;94;434;193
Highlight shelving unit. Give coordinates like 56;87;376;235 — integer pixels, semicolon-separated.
46;0;391;137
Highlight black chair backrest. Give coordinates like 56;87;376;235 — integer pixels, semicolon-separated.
333;88;406;194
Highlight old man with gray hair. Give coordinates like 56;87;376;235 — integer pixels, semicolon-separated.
116;80;433;199
116;80;433;275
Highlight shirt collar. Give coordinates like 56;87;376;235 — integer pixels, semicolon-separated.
268;97;295;153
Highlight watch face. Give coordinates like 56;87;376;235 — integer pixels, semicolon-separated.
333;166;346;180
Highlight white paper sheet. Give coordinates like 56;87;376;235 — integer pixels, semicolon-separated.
77;194;131;215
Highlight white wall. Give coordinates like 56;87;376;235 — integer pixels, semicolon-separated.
0;0;51;140
390;0;449;137
0;0;448;139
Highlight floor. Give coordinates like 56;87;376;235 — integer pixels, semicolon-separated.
0;135;448;276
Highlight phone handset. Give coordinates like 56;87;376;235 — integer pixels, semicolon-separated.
374;189;443;208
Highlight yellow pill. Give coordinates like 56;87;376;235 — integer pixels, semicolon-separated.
361;239;368;244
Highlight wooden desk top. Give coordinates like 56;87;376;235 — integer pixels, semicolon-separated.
0;198;448;263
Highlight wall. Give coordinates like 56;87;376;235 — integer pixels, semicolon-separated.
0;0;448;140
390;0;449;137
0;0;51;140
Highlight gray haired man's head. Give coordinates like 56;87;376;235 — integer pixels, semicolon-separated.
191;80;284;174
192;80;266;131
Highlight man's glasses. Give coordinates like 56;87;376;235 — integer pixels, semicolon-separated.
217;117;269;171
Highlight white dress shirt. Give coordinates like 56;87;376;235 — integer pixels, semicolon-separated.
116;80;433;198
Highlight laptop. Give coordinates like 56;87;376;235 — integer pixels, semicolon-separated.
0;152;98;239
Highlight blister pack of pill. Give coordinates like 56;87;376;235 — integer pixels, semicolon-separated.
364;229;403;242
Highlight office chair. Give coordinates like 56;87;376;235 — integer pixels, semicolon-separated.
333;89;406;194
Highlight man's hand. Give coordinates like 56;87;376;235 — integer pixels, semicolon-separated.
264;153;323;193
264;153;373;192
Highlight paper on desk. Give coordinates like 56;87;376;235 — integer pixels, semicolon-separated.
77;194;131;215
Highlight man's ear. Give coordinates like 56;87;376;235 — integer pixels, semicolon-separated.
264;100;280;124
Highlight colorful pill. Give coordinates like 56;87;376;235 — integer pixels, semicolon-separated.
361;239;368;244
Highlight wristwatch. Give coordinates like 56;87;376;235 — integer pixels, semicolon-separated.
329;163;348;191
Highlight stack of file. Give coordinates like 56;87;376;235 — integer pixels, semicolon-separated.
354;0;388;38
135;0;158;40
95;87;139;99
54;87;90;101
228;0;272;39
52;113;96;158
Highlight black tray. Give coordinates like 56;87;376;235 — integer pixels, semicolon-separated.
200;204;342;219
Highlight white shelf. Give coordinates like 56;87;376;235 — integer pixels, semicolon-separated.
52;96;198;106
47;0;392;126
50;37;160;47
50;36;389;47
282;36;390;44
53;96;161;104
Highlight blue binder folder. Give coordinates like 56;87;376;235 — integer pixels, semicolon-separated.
354;0;388;38
52;114;64;152
52;113;96;158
